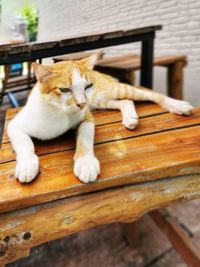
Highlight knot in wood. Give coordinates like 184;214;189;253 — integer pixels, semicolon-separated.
63;214;74;224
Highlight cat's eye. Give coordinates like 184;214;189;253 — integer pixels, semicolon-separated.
59;88;70;93
85;83;93;90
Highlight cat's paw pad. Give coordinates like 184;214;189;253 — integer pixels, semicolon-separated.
15;154;39;183
122;116;139;130
74;155;100;183
163;98;193;115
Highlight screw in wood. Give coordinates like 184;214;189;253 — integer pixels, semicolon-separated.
23;232;31;240
9;174;14;179
0;250;6;257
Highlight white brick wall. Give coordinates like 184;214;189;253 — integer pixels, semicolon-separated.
2;0;200;104
34;0;200;71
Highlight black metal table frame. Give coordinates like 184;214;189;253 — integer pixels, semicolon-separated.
0;30;156;107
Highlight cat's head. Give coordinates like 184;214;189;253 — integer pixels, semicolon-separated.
32;51;103;114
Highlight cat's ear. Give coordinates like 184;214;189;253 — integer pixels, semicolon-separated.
32;63;53;82
81;50;104;70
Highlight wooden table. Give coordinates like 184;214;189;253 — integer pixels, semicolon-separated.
0;25;162;107
0;102;200;265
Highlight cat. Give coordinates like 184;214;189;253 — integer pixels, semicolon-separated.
7;51;193;184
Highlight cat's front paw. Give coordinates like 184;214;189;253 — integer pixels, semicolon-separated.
163;98;193;115
122;116;139;130
74;155;100;183
15;154;39;183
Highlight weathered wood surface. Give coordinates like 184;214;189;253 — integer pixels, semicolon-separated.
54;53;187;69
0;174;199;265
1;108;200;163
0;25;161;57
1;102;165;145
0;103;200;214
96;54;187;70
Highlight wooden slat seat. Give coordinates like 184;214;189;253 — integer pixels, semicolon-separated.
0;62;36;105
54;53;187;100
0;102;200;265
1;103;200;213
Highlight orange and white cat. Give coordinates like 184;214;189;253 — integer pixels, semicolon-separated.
7;51;193;184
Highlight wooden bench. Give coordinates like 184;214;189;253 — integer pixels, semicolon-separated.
0;102;200;266
54;53;187;100
0;62;36;105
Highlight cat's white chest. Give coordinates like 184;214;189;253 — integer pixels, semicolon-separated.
10;86;84;140
28;111;76;140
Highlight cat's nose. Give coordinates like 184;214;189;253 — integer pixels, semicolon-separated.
77;103;86;109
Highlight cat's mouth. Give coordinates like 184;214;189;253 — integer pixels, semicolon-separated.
66;105;86;113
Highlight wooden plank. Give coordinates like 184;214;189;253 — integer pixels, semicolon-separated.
0;44;11;54
53;53;134;63
53;51;93;62
0;174;199;266
97;54;139;68
9;44;31;54
0;26;162;52
1;109;200;164
103;25;162;39
150;210;200;267
1;77;35;88
31;41;59;51
1;103;166;145
97;55;187;70
53;53;186;71
0;248;30;267
0;125;200;213
59;25;162;47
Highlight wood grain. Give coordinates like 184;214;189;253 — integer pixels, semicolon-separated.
0;101;200;266
1;102;166;145
1;108;200;164
9;44;31;54
96;54;187;70
0;174;199;265
0;124;200;213
53;53;186;69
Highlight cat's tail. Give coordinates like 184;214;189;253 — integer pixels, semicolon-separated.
114;83;193;115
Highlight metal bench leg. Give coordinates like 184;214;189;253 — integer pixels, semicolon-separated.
140;32;154;88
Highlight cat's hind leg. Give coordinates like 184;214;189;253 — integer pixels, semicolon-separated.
7;123;39;183
114;84;193;115
93;99;139;129
132;87;193;115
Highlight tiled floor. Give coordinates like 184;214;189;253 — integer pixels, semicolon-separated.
0;90;199;267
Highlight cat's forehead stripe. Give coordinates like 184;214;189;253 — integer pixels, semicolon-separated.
40;63;77;94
